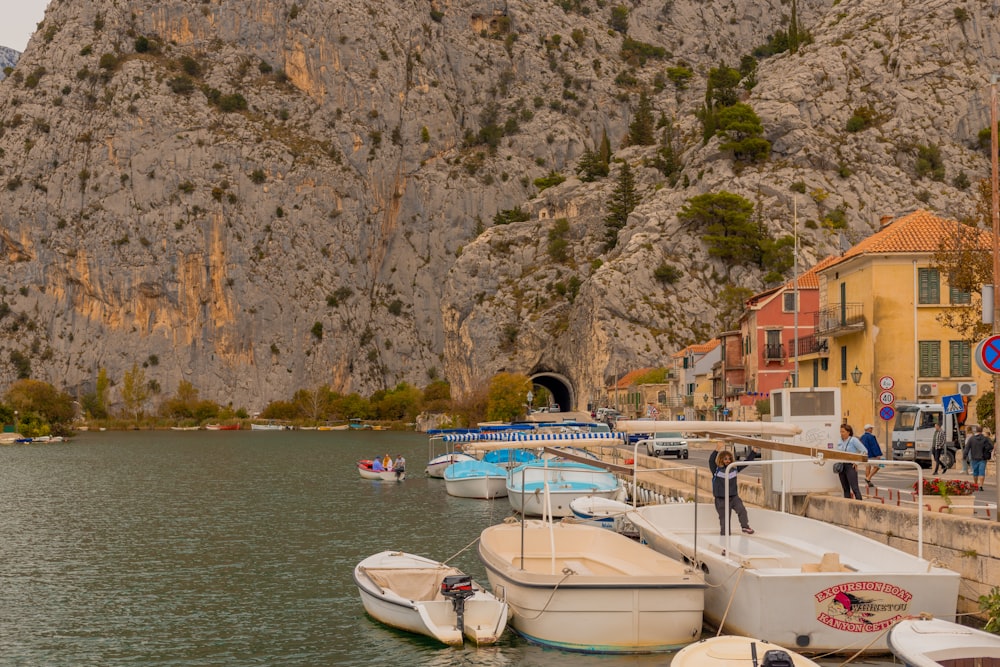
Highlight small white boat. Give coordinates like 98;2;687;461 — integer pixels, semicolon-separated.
887;615;1000;666
425;452;477;478
569;496;636;533
628;503;961;655
250;422;286;431
353;550;509;646
357;459;405;482
672;635;822;666
444;460;508;499
477;519;704;653
507;460;622;517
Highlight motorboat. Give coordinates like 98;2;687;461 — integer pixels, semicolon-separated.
353;550;508;646
357;459;405;482
250;422;286;430
425;452;477;478
569;495;636;534
507;460;622;517
444;460;508;499
477;519;704;653
672;635;822;666
627;503;961;655
483;448;541;469
887;615;1000;666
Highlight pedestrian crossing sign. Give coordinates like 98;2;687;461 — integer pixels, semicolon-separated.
941;394;964;415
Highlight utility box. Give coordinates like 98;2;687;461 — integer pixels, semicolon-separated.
765;387;842;497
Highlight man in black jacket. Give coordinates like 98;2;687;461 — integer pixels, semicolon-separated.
967;426;994;491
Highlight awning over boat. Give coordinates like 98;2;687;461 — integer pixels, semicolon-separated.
440;431;622;443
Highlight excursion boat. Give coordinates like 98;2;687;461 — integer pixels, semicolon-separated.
672;635;822;666
357;459;405;482
627;503;961;655
887;615;1000;666
353;550;508;646
477;519;704;653
507;460;622;517
443;460;508;499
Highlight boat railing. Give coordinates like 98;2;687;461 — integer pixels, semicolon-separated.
720;457;929;559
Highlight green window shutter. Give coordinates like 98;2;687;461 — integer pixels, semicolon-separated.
950;341;971;376
919;341;941;377
949;284;971;305
918;268;940;304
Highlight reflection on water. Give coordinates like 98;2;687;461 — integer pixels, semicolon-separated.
0;431;896;666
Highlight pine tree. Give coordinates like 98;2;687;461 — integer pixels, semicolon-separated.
604;161;638;250
626;90;655;146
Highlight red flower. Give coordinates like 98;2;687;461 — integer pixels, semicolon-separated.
914;477;977;496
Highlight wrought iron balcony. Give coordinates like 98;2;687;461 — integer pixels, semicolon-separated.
791;334;829;357
763;343;785;361
815;303;865;337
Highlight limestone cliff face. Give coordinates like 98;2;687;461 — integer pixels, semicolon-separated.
0;0;992;412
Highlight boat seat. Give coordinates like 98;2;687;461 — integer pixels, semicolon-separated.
362;566;460;601
801;552;851;573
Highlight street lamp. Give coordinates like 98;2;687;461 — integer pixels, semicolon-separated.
783;377;792;388
850;365;863;386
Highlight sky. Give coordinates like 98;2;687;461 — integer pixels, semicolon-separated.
2;0;49;52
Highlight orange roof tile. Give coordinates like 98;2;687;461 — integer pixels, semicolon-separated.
613;367;655;389
829;209;991;269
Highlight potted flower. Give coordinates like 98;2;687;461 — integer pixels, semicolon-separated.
913;477;978;514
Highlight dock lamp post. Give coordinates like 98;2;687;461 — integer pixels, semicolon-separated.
850;365;889;460
13;410;18;434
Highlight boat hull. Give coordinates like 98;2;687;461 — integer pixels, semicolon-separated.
444;461;508;499
478;520;704;653
630;503;961;654
672;636;822;667
424;452;477;478
887;616;1000;667
507;461;621;517
353;551;508;646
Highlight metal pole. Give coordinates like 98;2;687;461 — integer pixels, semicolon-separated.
793;198;800;387
991;75;1000;521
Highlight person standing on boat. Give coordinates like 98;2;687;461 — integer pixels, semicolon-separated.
382;453;393;470
709;443;756;536
393;454;406;480
860;424;884;488
836;424;866;500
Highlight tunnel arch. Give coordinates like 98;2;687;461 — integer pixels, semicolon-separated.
529;371;575;413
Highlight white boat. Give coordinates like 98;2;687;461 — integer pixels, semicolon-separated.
353;550;509;646
887;615;1000;666
507;460;622;517
357;459;406;482
569;495;636;534
482;448;541;470
672;635;822;666
477;519;705;653
628;503;961;655
444;460;508;499
425;452;477;478
250;422;286;431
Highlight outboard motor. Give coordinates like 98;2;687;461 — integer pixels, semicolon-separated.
760;649;795;667
440;574;475;634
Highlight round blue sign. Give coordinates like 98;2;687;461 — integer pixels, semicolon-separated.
879;405;895;421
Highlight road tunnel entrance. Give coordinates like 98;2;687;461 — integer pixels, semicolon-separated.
529;372;575;413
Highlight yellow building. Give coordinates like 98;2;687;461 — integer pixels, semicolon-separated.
812;210;991;430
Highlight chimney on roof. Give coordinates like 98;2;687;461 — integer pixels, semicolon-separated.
880;215;893;227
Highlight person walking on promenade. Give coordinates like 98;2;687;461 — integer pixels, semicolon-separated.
836;424;867;500
962;427;973;475
931;422;948;475
967;425;994;491
860;424;883;488
709;443;757;536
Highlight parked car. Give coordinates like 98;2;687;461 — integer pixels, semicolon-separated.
638;432;689;458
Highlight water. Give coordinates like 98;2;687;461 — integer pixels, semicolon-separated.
0;430;897;666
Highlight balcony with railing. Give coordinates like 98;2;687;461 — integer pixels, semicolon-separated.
791;334;829;358
763;343;785;361
815;303;865;337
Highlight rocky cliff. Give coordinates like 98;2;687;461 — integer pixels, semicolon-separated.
0;0;993;413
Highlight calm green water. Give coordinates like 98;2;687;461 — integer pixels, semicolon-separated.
0;430;893;666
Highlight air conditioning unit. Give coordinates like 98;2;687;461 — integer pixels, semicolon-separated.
958;382;978;396
917;382;939;397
